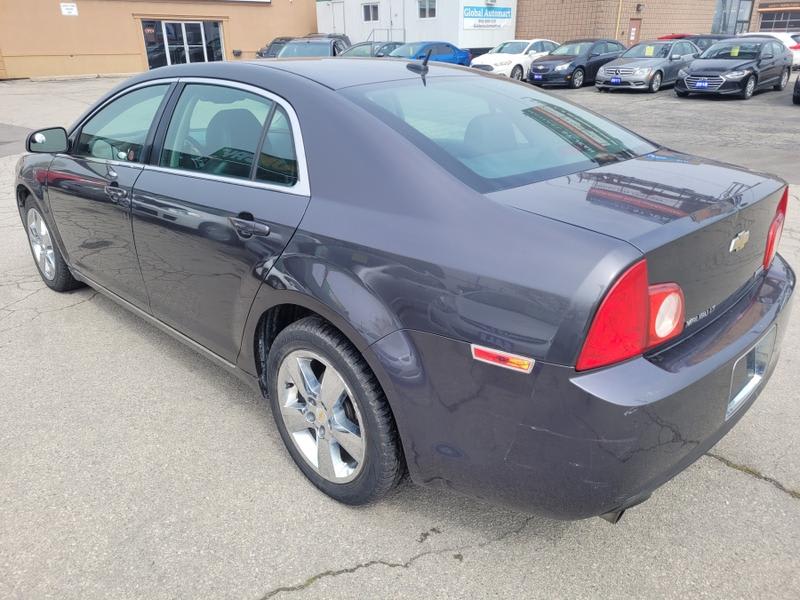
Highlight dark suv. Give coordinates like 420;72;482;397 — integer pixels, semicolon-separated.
528;39;626;88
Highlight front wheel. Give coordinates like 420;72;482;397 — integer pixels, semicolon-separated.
570;68;585;89
675;89;689;97
24;205;82;292
740;75;756;99
775;68;790;91
648;71;663;93
510;65;524;80
266;317;404;505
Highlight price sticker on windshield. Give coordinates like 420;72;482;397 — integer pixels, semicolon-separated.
644;46;655;57
731;46;740;57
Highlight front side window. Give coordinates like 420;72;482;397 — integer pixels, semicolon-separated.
342;77;656;193
419;0;436;19
363;3;379;22
76;84;169;162
160;84;273;179
256;106;299;187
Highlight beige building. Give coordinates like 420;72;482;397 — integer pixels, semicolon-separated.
516;0;720;44
0;0;317;80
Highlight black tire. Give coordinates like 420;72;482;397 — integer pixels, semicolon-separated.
740;75;756;99
510;65;524;80
794;94;800;105
570;67;585;89
775;68;790;91
675;89;689;97
23;203;82;292
266;316;404;505
648;71;663;93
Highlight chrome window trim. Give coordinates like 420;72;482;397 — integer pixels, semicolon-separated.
68;76;311;197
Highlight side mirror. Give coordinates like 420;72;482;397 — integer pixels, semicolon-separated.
694;52;701;58
670;54;681;61
590;51;601;57
26;127;68;154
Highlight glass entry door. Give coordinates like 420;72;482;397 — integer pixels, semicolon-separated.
163;22;207;65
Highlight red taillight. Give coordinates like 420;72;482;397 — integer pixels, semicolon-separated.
576;260;685;371
790;44;800;50
764;187;789;270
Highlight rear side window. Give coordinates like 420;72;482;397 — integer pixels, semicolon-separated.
255;106;299;187
160;84;273;179
342;77;656;193
76;84;169;162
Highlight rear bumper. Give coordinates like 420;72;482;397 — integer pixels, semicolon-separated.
372;254;794;519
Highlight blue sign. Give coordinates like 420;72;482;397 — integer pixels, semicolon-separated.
463;6;513;20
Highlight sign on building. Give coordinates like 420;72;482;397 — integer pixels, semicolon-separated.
60;2;78;16
462;5;513;29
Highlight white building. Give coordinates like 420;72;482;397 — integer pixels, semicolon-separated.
315;0;518;51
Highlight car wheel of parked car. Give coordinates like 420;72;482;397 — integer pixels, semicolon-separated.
510;65;524;81
24;204;82;292
675;89;689;98
266;316;404;505
740;75;756;100
571;68;585;89
775;68;790;91
648;72;663;93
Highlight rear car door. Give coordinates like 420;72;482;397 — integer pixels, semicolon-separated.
47;83;172;309
130;81;310;362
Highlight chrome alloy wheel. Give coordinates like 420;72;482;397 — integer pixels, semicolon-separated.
26;208;56;281
780;69;789;89
276;350;366;483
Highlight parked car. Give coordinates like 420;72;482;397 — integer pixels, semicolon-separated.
340;41;403;58
739;31;800;68
470;39;559;80
16;59;794;522
658;33;729;51
794;73;800;104
257;36;294;58
388;41;471;65
278;37;348;58
304;32;352;48
675;37;792;99
596;39;700;93
528;39;626;88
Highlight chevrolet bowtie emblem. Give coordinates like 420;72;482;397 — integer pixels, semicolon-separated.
729;230;751;253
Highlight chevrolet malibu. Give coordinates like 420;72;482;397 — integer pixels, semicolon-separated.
15;59;793;522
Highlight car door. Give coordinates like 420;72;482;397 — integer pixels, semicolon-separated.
433;44;457;64
665;42;686;82
759;42;780;85
47;83;172;310
586;42;610;80
130;81;309;362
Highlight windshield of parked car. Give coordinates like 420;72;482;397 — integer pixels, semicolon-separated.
701;42;762;59
623;42;672;58
376;43;401;56
690;37;718;51
550;42;592;56
389;43;427;58
265;41;288;57
490;41;529;55
342;77;656;193
278;41;330;57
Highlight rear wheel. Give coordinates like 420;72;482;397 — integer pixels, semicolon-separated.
570;68;585;89
648;71;663;93
266;317;404;504
775;68;790;91
24;205;81;292
740;75;756;99
510;65;524;80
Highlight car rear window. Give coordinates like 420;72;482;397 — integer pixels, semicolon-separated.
341;77;656;193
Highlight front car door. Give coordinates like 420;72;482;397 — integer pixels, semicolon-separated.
47;83;172;309
130;80;310;362
759;42;780;85
586;42;609;80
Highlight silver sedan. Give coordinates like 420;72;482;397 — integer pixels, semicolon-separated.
596;40;700;93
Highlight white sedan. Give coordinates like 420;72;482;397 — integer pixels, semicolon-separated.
470;39;560;80
738;31;800;68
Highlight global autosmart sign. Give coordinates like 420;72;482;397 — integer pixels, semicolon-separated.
463;5;513;29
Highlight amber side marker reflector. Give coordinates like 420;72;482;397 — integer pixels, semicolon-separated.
470;344;535;373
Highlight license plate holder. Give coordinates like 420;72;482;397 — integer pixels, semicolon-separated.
694;80;709;89
611;77;622;85
727;327;777;420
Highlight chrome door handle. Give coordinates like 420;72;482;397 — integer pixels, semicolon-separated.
229;216;270;239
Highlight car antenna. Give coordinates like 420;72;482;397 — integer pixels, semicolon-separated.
406;47;433;84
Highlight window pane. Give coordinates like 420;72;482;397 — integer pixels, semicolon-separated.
364;5;370;21
164;23;183;45
77;85;168;162
188;46;206;63
160;84;273;180
185;23;203;45
203;22;224;61
142;20;167;69
256;106;299;187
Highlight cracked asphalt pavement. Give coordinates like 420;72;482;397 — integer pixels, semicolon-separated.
1;77;800;599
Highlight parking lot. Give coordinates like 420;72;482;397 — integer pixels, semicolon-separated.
1;75;800;599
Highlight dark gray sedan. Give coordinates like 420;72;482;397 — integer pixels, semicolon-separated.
14;59;794;522
596;39;700;92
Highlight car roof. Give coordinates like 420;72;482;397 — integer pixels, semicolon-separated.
285;38;334;45
562;38;608;43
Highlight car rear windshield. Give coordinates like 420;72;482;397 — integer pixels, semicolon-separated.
278;42;330;57
623;42;672;58
491;41;528;54
341;76;657;193
701;42;761;59
551;42;592;56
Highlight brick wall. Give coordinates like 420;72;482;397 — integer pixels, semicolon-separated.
516;0;718;44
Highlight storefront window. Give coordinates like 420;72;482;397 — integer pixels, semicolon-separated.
760;11;800;31
712;0;753;34
141;20;224;69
